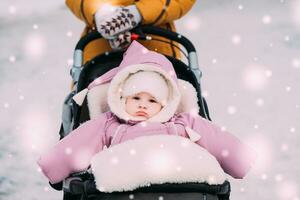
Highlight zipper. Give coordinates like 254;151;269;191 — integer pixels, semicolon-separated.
110;125;123;145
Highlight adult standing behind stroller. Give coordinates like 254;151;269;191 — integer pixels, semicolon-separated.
65;0;196;63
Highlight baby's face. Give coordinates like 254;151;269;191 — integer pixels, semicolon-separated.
125;92;163;120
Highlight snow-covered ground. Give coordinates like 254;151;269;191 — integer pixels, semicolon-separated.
0;0;299;199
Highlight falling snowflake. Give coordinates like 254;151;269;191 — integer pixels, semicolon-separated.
231;34;241;45
221;149;229;157
180;139;190;148
9;55;16;63
65;147;72;155
212;58;217;64
9;5;16;14
221;126;227;131
262;15;272;24
227;105;237;114
184;15;201;31
23;33;47;60
19;95;24;100
142;48;149;54
66;31;73;37
189;108;198;117
245;134;273;173
285;86;291;92
256;98;264;107
140;121;147;127
238;5;244;10
111;156;119;165
4;103;10;108
261;173;268;180
129;194;134;199
290;127;296;133
176;166;182;172
276;180;299;199
129;149;136;155
292;58;300;68
202;90;209;97
158;196;164;200
265;70;272;77
145;150;175;175
67;58;73;65
168;70;175;76
284;35;290;41
97;3;117;16
43;186;49;192
33;24;39;29
275;174;283;182
242;65;270;91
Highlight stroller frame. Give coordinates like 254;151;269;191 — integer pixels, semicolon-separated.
57;25;231;200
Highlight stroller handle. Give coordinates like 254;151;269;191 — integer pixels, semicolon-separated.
71;25;201;84
74;25;196;53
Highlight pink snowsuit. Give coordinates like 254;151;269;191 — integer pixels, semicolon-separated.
38;112;256;184
37;41;256;184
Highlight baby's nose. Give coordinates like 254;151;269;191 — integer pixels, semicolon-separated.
138;104;147;109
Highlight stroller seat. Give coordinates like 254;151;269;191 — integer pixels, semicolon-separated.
57;25;231;200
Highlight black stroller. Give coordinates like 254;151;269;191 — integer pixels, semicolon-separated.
55;25;231;200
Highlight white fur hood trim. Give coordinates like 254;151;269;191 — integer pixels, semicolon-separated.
91;135;226;192
87;78;199;120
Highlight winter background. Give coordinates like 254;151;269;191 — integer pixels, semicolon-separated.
0;0;299;199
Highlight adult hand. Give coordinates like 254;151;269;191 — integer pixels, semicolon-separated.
95;5;142;40
108;31;132;50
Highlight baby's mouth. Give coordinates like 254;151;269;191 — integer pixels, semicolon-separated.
135;111;148;117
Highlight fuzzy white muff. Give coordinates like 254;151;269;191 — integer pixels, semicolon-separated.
91;135;226;192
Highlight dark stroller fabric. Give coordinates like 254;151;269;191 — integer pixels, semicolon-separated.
62;180;230;200
93;193;219;200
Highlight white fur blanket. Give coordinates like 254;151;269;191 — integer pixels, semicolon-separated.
91;135;226;192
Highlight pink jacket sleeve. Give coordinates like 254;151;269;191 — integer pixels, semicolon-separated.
37;114;109;184
179;113;257;179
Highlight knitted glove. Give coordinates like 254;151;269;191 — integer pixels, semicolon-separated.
108;31;132;50
95;5;142;39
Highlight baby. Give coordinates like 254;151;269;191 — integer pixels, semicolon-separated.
37;41;257;187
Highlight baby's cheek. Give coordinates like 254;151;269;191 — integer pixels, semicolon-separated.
125;101;134;113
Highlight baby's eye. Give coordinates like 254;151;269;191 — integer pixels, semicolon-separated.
149;99;157;103
133;96;140;100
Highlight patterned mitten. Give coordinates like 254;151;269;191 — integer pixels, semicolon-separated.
108;31;132;50
95;5;142;39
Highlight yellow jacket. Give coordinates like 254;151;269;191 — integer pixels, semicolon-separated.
66;0;196;62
